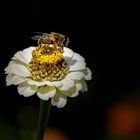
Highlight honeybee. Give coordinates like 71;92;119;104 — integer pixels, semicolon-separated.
31;32;70;50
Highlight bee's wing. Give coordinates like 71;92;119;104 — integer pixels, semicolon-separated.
31;32;43;40
31;35;43;40
31;32;50;40
33;32;46;35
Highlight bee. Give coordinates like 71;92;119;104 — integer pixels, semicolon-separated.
31;32;70;50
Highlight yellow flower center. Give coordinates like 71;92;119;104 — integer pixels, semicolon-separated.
32;45;63;64
28;45;68;81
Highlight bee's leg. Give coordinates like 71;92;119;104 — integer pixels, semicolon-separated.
38;39;41;46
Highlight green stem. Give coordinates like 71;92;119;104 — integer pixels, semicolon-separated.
36;99;51;140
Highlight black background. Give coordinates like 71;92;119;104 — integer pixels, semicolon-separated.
0;1;140;140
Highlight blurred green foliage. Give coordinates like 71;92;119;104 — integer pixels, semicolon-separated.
0;105;38;140
0;119;16;140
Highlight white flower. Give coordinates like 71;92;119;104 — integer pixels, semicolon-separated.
5;45;92;108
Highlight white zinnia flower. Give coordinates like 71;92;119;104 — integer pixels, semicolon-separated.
5;45;92;108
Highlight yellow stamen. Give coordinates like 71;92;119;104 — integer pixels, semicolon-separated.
32;45;63;64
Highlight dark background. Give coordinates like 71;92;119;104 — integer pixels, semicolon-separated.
0;1;140;140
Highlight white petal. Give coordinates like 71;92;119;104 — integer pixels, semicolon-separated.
84;68;92;80
81;80;88;93
46;81;62;87
51;93;67;108
65;72;84;80
14;47;35;64
68;59;86;71
70;89;79;97
18;82;37;97
6;74;27;86
63;47;73;62
61;85;79;97
72;53;85;62
27;80;47;86
10;64;30;77
4;61;16;74
37;86;56;100
4;66;11;74
28;79;62;87
75;82;83;91
75;80;88;93
58;80;74;91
